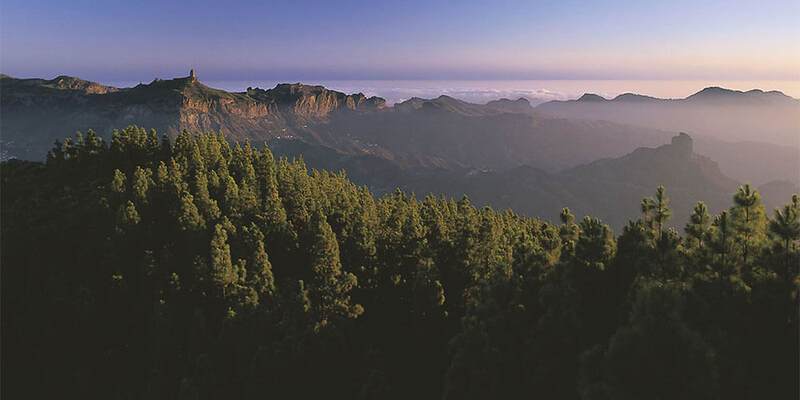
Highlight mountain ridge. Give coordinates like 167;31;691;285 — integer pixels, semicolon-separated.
393;132;743;228
536;85;800;148
0;71;673;171
2;72;796;223
563;86;798;104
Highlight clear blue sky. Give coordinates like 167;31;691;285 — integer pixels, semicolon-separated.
1;0;798;82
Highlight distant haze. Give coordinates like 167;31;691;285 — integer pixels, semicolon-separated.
104;79;800;106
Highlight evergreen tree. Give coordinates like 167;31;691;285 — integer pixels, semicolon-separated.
559;207;581;253
210;222;236;295
586;282;719;400
730;184;767;267
307;210;362;331
768;194;800;282
685;202;712;252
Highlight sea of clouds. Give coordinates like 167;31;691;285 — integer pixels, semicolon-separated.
204;80;592;105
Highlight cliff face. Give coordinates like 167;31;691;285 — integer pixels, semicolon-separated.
669;132;693;159
248;83;385;119
0;72;388;159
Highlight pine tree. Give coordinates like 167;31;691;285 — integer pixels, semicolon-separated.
222;175;241;219
576;217;616;270
111;169;127;194
685;202;712;251
192;169;221;222
177;192;206;232
241;223;275;302
131;166;153;205
710;211;734;278
255;148;286;221
641;186;671;239
768;195;800;282
307;210;362;331
559;207;580;254
117;200;141;226
591;282;719;400
731;184;767;267
210;223;236;296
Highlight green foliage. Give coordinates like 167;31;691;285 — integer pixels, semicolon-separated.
1;126;796;400
307;210;362;331
584;282;719;400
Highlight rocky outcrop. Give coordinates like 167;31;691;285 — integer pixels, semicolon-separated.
670;132;693;159
0;73;390;159
247;83;385;119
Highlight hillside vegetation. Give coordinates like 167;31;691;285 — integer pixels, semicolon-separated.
2;127;797;399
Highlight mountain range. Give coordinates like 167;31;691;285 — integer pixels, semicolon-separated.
536;87;800;147
1;71;797;227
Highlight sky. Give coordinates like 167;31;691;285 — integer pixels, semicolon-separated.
1;0;799;84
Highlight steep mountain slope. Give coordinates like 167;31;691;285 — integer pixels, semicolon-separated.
557;133;738;225
1;73;673;172
390;133;747;229
536;87;800;148
319;96;671;171
0;72;385;160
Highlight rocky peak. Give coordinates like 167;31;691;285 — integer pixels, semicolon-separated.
250;83;385;118
669;132;693;159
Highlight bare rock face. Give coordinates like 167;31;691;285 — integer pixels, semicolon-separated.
248;83;386;119
0;72;394;159
670;132;693;159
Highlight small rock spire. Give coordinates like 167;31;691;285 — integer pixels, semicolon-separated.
670;132;693;159
189;69;196;82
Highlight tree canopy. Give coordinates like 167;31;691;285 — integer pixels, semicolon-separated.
1;126;797;399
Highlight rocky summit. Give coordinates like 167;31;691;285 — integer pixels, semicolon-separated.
0;71;386;160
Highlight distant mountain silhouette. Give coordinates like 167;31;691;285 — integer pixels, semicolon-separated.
394;95;497;116
611;93;660;102
567;87;798;105
576;93;608;102
396;133;742;228
485;98;534;113
0;72;671;172
1;74;118;95
537;86;800;147
685;87;796;105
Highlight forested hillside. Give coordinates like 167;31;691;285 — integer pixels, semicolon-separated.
2;127;798;399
